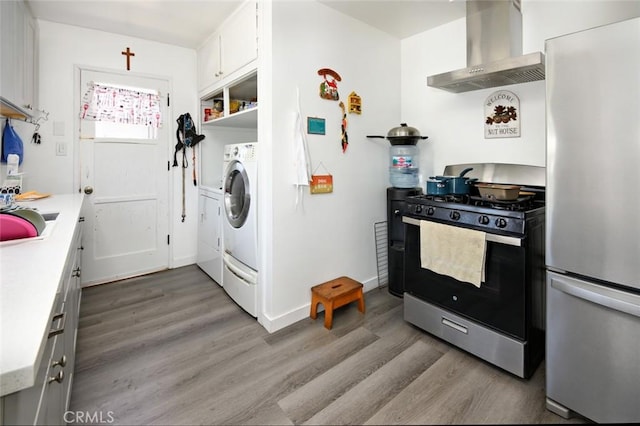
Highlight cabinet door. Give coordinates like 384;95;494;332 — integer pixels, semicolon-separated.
0;0;36;110
197;33;221;92
220;0;257;78
202;194;221;250
197;193;222;284
0;0;18;103
22;11;37;110
61;225;82;411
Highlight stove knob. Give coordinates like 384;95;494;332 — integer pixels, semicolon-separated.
478;215;490;225
415;205;423;214
495;218;508;228
426;207;435;216
449;211;461;221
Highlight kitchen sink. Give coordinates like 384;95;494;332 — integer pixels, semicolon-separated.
0;211;59;246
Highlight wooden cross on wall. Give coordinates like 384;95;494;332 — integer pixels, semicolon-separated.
121;47;135;71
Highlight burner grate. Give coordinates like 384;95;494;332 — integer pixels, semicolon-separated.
470;195;534;211
424;194;470;204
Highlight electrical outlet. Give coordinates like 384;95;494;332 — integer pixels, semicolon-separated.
56;142;67;156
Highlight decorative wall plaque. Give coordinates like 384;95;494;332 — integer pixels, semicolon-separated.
307;117;326;135
484;90;520;139
348;91;361;114
317;68;341;101
310;162;333;194
310;174;333;194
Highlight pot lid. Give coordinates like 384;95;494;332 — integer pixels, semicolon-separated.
387;123;422;138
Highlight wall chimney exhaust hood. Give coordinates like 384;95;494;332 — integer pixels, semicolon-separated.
427;0;544;93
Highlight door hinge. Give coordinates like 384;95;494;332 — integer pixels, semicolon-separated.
167;234;170;245
167;160;170;171
167;93;170;107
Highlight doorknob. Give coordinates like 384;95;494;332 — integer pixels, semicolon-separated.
84;186;93;194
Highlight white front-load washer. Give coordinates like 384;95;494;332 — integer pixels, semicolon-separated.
222;143;258;317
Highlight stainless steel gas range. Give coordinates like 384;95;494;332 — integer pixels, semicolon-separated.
402;163;546;379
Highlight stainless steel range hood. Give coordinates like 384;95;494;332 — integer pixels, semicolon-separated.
427;0;544;93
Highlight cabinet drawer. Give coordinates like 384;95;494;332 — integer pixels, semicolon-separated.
546;272;640;422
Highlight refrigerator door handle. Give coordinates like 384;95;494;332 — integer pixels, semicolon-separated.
551;276;640;319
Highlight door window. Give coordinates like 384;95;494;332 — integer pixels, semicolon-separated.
80;82;162;140
224;161;250;228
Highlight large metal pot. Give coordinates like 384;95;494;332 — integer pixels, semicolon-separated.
367;123;429;145
434;167;477;195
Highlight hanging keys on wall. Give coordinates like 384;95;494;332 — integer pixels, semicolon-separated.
31;123;41;144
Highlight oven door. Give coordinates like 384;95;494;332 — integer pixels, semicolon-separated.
403;216;527;339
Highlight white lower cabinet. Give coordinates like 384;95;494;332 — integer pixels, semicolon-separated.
197;189;222;285
2;217;83;425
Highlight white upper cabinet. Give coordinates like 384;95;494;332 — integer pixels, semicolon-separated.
197;0;257;94
0;0;38;117
220;0;258;80
197;33;222;91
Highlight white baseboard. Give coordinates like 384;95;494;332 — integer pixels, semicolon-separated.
259;276;381;333
172;255;197;269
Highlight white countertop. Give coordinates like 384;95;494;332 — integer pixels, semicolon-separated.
0;194;84;396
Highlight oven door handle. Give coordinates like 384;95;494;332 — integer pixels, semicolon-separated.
402;216;522;247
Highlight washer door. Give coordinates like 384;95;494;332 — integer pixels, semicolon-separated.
224;160;251;228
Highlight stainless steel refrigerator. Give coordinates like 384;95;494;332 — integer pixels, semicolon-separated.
545;17;640;423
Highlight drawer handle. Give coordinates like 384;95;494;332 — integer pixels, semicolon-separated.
442;317;468;334
73;267;81;277
52;355;67;368
48;369;64;384
48;312;66;338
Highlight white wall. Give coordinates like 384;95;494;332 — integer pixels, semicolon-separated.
30;20;200;268
401;0;640;180
260;0;401;331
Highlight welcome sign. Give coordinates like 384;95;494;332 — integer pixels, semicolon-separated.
310;174;333;194
484;90;520;139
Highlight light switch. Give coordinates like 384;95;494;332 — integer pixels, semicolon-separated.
56;142;67;156
53;121;65;136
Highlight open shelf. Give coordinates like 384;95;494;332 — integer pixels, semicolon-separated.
200;70;257;129
0;96;32;121
202;107;257;128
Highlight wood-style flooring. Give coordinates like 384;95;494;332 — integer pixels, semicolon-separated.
70;265;586;425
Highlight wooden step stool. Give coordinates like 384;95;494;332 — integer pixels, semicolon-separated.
310;276;365;329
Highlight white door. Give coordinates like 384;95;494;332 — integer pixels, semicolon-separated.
78;69;170;285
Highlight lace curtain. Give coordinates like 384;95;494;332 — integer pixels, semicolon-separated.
81;82;162;128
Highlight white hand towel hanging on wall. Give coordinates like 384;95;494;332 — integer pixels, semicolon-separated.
292;87;312;209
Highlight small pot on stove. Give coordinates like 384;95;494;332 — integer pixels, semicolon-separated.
434;167;477;195
426;177;451;195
